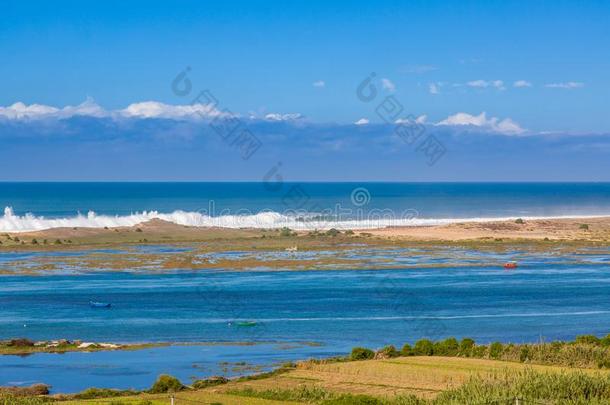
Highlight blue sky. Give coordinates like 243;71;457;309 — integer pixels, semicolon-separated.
1;0;609;180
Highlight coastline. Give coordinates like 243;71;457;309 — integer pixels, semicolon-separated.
1;216;608;274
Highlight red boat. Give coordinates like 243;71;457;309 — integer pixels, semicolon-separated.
503;262;518;269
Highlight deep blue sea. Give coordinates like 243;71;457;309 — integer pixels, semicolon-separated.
1;182;610;392
1;182;610;232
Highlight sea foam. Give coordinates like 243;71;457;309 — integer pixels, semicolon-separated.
0;206;604;233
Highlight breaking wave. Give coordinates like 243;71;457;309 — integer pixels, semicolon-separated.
0;206;605;233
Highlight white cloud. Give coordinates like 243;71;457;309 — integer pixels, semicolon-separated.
354;118;369;125
436;112;525;135
395;115;427;124
513;80;532;88
381;78;396;92
120;101;226;119
545;82;584;89
429;83;440;95
467;80;489;88
264;113;304;121
312;80;325;88
0;98;108;120
466;80;505;90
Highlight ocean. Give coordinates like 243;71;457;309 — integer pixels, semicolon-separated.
2;182;610;392
1;182;610;232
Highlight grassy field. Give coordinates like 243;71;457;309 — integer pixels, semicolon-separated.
48;356;610;404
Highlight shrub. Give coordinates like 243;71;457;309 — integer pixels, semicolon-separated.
600;334;610;346
515;218;525;224
575;334;600;345
433;337;459;356
31;239;38;245
74;388;138;399
376;345;400;358
579;223;590;230
325;228;341;237
149;374;183;393
344;230;354;235
350;347;375;360
489;342;504;359
279;227;294;237
519;345;530;362
413;339;434;356
135;228;143;232
7;338;34;347
192;376;229;389
0;394;47;404
54;239;62;244
459;338;476;356
400;343;413;356
0;383;49;396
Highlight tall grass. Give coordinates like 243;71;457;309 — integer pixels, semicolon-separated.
230;369;610;404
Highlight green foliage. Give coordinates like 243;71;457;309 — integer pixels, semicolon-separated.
344;230;355;235
432;338;459;356
325;228;341;237
489;342;503;359
438;369;610;404
74;387;139;399
515;218;525;224
575;334;600;345
0;394;48;405
413;339;434;356
350;347;375;360
192;376;229;389
459;338;475;356
279;227;295;237
377;345;400;358
580;223;590;230
400;343;413;356
148;374;183;393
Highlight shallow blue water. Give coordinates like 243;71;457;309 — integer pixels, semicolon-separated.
2;255;610;392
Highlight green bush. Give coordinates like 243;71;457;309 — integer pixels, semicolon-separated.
0;394;47;405
579;223;590;230
192;376;229;389
519;345;530;362
575;334;600;345
459;338;475;356
74;387;139;399
377;345;400;358
279;227;294;237
600;334;610;346
515;218;525;224
433;337;459;356
350;347;375;360
149;374;183;393
400;343;413;356
413;339;434;356
489;342;503;359
325;228;341;237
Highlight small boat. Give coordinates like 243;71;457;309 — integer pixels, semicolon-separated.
234;321;257;327
503;262;518;269
89;301;111;308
